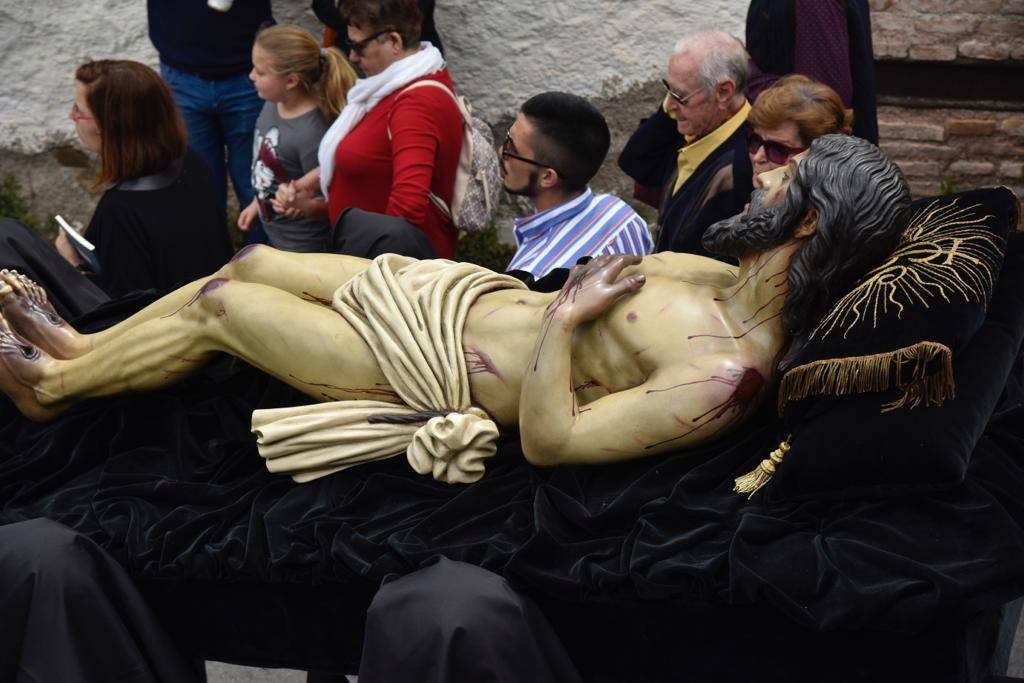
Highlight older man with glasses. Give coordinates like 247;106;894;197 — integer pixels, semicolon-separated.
619;29;754;258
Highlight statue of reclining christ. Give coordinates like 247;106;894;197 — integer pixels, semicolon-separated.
0;135;910;483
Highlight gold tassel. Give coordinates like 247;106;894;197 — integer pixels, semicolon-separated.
734;440;790;498
777;341;954;414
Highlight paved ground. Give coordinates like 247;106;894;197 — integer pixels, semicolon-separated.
206;664;357;682
208;611;1024;681
206;663;305;682
1011;611;1024;677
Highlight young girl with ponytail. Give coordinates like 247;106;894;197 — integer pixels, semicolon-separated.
239;24;357;252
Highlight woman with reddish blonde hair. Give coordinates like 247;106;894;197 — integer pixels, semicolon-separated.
73;60;188;188
746;74;853;180
57;60;233;298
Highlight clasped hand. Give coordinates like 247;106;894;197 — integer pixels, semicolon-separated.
271;181;313;218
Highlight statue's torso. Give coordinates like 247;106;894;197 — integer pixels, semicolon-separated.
464;253;787;430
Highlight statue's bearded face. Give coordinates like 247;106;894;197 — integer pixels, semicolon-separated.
703;161;804;259
706;134;913;339
703;194;784;260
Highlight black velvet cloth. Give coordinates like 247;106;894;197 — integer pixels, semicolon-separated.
0;218;109;320
2;346;1023;632
1;207;1024;678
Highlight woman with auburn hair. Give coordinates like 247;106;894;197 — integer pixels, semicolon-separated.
746;74;854;181
57;60;233;298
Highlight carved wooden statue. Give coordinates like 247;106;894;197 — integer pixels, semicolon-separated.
0;135;910;483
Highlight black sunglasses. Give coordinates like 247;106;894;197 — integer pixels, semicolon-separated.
746;130;806;166
348;28;393;56
501;132;562;177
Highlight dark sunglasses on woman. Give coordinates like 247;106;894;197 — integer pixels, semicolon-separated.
746;130;806;166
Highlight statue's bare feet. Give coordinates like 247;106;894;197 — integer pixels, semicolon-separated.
0;269;88;359
0;312;60;421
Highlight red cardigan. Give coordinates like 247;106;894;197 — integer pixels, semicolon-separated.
327;68;463;258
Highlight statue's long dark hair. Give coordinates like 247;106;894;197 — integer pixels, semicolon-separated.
780;135;910;339
704;134;911;341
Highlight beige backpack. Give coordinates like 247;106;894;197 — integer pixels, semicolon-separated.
389;80;501;234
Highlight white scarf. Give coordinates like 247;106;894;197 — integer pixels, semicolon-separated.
317;43;446;197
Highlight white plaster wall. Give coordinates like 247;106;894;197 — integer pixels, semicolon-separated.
0;0;156;153
0;0;747;155
438;0;747;118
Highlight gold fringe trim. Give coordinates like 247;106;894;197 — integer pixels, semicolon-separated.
734;440;790;498
777;341;955;415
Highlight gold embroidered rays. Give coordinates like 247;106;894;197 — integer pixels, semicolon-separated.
810;199;1001;341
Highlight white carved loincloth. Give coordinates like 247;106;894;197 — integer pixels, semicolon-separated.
252;254;526;484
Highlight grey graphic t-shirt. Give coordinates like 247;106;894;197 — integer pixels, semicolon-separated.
252;102;331;252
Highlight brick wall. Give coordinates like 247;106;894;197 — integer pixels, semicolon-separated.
872;0;1024;61
878;106;1024;198
869;0;1023;208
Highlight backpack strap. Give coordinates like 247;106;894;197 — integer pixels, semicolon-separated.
386;79;477;223
386;79;472;140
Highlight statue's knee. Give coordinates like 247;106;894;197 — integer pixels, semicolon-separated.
223;243;272;280
193;277;234;318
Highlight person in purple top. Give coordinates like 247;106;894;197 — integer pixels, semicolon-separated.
502;92;652;292
745;0;878;144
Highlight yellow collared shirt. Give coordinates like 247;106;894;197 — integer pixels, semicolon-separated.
672;100;751;196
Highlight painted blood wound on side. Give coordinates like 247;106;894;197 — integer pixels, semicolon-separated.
730;367;765;405
465;348;504;382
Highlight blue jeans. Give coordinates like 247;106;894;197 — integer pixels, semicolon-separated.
160;62;267;245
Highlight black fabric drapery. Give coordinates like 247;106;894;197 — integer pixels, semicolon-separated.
2;206;1024;679
2;344;1023;632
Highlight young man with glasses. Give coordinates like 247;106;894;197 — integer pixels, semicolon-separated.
502;92;652;291
619;29;754;258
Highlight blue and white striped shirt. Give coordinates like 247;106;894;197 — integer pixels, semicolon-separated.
506;188;653;279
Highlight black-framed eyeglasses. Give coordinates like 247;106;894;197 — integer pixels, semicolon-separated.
661;78;704;108
746;130;806;166
348;28;393;56
501;132;562;177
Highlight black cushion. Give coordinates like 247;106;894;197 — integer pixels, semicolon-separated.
763;188;1022;500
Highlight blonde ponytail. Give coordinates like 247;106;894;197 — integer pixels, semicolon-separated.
318;47;357;122
254;24;357;123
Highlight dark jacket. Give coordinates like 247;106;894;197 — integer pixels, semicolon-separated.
147;0;273;79
619;107;753;258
